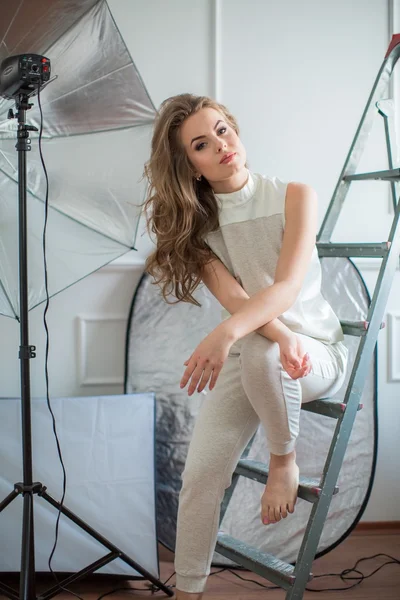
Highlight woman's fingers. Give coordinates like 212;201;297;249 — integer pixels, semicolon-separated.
280;338;312;380
208;366;221;391
182;362;219;395
196;370;206;392
289;357;301;368
284;363;302;379
283;354;312;379
290;353;309;368
285;355;303;372
302;353;312;376
197;365;214;393
180;364;193;388
187;365;206;395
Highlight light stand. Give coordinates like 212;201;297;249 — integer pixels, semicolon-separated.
0;56;173;600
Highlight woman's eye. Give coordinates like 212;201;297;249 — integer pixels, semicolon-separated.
195;127;227;151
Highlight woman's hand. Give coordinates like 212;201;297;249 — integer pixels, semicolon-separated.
278;331;312;380
180;326;235;396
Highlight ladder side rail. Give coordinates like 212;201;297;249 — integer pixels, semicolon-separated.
318;46;400;243
379;100;400;211
288;199;400;599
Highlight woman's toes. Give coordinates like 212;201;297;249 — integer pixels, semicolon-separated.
261;507;268;524
261;504;269;524
273;507;281;522
280;504;288;519
287;502;295;514
268;506;277;524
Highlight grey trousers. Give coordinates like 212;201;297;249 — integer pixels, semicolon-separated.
174;332;348;593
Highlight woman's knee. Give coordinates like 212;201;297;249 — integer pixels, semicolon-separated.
180;431;240;496
240;333;281;379
180;457;232;503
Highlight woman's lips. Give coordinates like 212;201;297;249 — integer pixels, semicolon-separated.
220;152;236;164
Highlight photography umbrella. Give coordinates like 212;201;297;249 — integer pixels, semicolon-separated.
0;1;173;598
0;0;155;320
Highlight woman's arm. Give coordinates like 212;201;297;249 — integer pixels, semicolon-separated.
221;182;318;343
201;256;291;344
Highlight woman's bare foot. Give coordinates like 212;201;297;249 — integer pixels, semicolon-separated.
174;592;203;600
261;450;299;524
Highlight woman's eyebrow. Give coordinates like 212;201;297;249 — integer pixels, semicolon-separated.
190;120;223;146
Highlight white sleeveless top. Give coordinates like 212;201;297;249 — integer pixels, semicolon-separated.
204;169;344;345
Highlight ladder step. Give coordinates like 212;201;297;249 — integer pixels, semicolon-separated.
235;459;338;503
340;319;385;336
344;168;400;181
317;242;390;258
215;532;313;589
301;398;363;419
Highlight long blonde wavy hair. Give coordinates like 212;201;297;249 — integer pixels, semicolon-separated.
142;93;245;307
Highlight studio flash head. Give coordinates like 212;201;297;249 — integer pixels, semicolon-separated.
0;54;51;100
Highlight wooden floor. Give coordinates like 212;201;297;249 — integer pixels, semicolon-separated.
1;526;399;599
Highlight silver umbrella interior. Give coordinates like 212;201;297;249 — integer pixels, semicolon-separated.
0;0;155;319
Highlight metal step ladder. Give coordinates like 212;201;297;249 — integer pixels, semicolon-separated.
214;33;400;599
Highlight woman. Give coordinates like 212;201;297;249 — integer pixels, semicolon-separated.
142;93;348;599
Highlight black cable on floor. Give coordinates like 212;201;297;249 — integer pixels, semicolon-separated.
305;552;400;592
92;552;399;598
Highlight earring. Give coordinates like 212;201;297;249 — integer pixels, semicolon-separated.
196;174;202;181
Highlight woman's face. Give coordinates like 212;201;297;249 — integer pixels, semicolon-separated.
179;106;247;191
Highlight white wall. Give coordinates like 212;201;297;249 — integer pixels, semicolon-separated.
1;0;399;521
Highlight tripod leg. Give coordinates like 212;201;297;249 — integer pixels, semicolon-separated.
40;490;174;597
20;492;35;600
0;489;19;513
